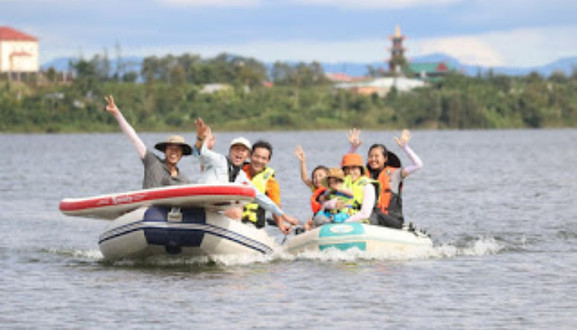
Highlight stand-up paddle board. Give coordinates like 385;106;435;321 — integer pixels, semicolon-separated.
59;183;256;220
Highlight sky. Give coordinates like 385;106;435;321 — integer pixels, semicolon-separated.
2;0;577;68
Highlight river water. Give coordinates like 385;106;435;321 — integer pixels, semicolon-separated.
1;129;575;329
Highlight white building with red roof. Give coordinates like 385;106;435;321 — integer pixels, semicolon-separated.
0;26;39;73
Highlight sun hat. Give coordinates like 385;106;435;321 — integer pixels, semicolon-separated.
341;153;366;175
229;137;252;150
154;135;192;156
322;167;345;187
327;167;345;180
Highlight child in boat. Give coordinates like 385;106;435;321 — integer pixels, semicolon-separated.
312;168;356;227
294;146;328;193
295;146;330;230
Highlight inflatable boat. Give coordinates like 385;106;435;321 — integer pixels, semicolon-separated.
284;222;432;254
59;184;279;260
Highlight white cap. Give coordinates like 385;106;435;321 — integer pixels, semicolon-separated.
229;137;251;150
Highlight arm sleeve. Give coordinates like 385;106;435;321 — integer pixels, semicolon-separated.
401;144;423;177
196;142;223;166
235;171;284;216
114;112;147;159
345;184;375;223
192;142;229;184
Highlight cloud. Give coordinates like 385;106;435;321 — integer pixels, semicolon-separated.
40;25;577;69
413;37;505;67
158;0;260;7
292;0;463;9
412;25;577;67
479;26;577;67
119;38;387;64
123;26;577;68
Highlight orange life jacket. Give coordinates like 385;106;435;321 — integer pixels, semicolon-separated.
310;187;327;214
372;166;403;217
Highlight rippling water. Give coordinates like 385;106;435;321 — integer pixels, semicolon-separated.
1;129;576;329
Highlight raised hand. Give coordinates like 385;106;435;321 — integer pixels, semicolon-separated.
394;129;412;147
294;145;306;162
194;117;210;140
104;95;120;116
347;128;362;149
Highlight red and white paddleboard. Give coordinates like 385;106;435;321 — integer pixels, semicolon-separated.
59;184;255;220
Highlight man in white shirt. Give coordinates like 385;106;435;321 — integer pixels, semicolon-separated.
192;118;299;234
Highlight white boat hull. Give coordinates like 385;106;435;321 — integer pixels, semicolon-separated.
98;206;278;260
284;223;432;254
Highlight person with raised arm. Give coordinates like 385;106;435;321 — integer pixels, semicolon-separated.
294;146;329;230
104;95;191;189
349;129;423;229
191;117;299;234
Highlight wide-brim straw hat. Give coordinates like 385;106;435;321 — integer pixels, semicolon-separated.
154;135;192;156
322;167;345;187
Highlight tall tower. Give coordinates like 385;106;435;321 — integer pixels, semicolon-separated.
388;25;407;75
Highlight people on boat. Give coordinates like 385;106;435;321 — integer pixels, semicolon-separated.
192;117;299;234
296;129;362;230
351;129;423;229
311;168;355;226
338;153;380;223
294;146;330;193
306;154;379;229
239;140;287;229
294;146;329;225
104;95;191;189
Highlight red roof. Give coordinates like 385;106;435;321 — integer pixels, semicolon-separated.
10;51;32;57
0;26;38;41
436;62;449;72
326;72;354;82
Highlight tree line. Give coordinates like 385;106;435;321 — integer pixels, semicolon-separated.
1;52;577;133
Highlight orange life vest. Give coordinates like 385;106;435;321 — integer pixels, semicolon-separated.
310;187;327;214
372;166;403;217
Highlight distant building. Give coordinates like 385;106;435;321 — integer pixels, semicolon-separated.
385;25;457;81
0;26;39;74
408;62;456;81
388;25;408;75
335;77;426;97
199;83;233;94
325;72;369;83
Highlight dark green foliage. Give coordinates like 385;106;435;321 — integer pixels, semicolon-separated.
1;52;577;133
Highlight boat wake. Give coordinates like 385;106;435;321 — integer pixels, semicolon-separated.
428;235;505;258
44;236;504;267
276;235;505;262
43;247;104;261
